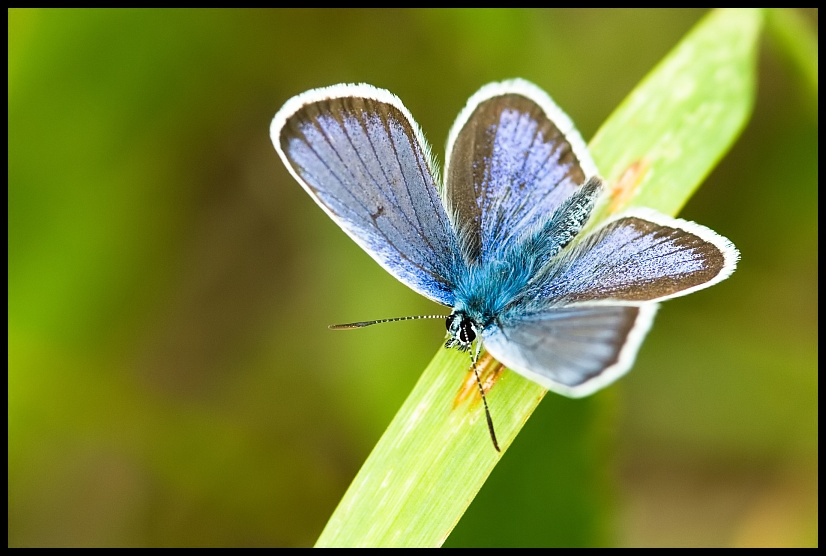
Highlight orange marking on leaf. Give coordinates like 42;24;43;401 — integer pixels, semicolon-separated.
609;159;649;213
453;352;506;409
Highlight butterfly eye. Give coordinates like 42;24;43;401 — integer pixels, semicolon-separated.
445;313;457;332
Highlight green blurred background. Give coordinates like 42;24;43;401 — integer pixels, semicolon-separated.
8;9;817;547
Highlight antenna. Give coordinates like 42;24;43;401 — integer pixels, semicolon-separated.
329;315;447;329
472;359;501;452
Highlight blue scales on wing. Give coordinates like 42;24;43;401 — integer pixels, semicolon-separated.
444;81;596;266
530;212;736;305
274;90;465;307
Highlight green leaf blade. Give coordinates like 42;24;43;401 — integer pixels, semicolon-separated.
590;8;763;219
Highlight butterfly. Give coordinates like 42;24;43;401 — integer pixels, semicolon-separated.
270;79;738;448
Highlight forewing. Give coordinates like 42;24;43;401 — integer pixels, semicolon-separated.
444;79;598;263
534;209;739;305
483;305;657;398
271;85;463;306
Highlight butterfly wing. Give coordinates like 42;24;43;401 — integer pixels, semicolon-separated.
483;305;657;398
444;79;598;263
483;210;739;396
271;84;464;307
533;209;740;305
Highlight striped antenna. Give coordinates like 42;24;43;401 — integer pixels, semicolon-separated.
329;315;447;330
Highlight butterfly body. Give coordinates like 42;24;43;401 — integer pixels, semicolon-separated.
446;175;603;354
271;79;738;399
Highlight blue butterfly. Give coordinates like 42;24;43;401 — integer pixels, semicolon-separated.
270;79;738;438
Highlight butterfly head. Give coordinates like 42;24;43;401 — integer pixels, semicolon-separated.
445;311;477;352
